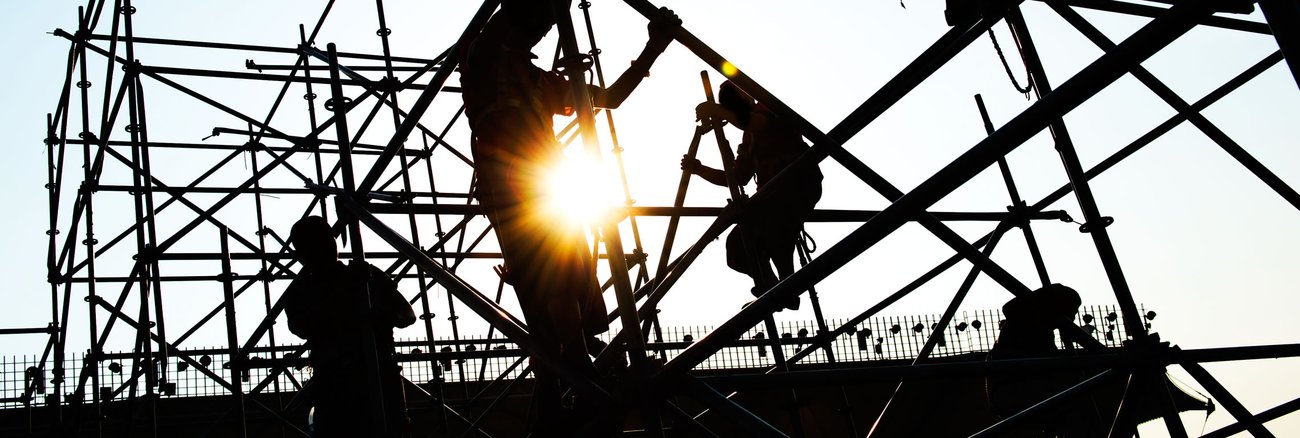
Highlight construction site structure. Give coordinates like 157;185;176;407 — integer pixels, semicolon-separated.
4;0;1300;436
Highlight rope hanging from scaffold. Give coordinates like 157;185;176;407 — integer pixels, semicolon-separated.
988;24;1034;96
799;228;817;254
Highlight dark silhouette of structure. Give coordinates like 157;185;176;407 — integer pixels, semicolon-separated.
683;80;823;311
283;216;416;437
10;0;1300;436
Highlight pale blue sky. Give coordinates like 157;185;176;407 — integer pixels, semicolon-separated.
2;1;1298;435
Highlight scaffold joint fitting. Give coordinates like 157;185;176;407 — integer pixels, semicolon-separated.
555;54;594;76
240;141;265;152
1006;204;1033;228
1078;216;1114;234
376;76;403;94
134;245;159;263
323;97;352;112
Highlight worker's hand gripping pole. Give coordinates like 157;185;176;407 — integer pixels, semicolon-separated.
646;71;715;330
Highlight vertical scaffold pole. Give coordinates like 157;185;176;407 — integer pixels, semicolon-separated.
976;94;1051;288
1005;5;1147;340
577;0;653;291
76;3;111;434
327;43;389;435
552;0;656;431
219;226;248;437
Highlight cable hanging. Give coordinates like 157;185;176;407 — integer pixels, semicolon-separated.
988;23;1033;97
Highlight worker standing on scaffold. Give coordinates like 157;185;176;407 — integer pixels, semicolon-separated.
283;216;417;437
682;80;823;311
459;0;679;433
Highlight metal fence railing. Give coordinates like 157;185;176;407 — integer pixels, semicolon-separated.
1;305;1151;409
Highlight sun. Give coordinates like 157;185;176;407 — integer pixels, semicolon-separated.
540;152;622;226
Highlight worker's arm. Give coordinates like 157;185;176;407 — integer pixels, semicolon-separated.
730;141;756;186
389;289;417;329
694;102;741;127
681;156;728;187
591;8;680;109
364;264;417;329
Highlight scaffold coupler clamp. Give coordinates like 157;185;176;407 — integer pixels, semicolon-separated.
304;181;339;197
292;136;324;151
239;140;265;153
71;27;92;43
366;191;405;204
1006;203;1033;229
627;248;648;265
121;60;143;77
376;76;404;94
254;268;273;284
134;244;159;264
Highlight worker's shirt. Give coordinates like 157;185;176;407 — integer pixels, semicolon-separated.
283;261;410;374
734;104;822;190
461;40;572;161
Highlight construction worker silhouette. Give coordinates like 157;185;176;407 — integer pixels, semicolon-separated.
283;216;416;437
682;81;823;311
986;283;1102;436
460;0;679;434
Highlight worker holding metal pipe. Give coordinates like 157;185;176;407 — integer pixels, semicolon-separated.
682;80;823;311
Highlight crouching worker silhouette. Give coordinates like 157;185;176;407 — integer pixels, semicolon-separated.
682;81;822;311
283;216;416;438
460;0;679;434
986;283;1102;437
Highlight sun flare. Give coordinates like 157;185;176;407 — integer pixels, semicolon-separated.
541;153;622;226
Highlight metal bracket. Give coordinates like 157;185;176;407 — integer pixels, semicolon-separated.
555;53;595;77
1079;216;1115;233
322;96;352;112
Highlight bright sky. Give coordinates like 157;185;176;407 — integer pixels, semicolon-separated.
2;1;1299;435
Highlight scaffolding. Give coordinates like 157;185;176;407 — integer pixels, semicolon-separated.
12;0;1300;436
